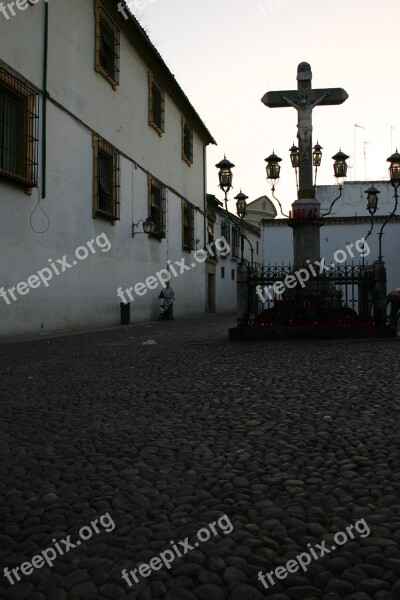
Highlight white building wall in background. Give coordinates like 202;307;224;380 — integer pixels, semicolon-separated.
261;181;400;293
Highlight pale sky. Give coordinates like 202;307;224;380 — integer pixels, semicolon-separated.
127;0;400;214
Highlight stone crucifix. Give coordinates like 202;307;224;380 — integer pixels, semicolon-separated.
262;62;348;200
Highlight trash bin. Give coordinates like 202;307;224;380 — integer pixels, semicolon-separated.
120;302;130;325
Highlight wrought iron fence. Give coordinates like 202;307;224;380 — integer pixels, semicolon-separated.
242;262;382;328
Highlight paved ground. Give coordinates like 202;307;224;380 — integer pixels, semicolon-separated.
1;313;400;600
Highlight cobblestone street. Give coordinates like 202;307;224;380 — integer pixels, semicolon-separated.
1;313;400;600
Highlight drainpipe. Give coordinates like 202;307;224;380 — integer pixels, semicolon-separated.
41;2;49;199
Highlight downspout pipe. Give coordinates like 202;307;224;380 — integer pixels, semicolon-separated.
41;1;49;199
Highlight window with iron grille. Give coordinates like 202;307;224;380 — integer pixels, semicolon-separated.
231;227;239;258
93;136;120;221
182;200;195;250
182;117;193;164
149;73;165;135
220;220;231;252
148;176;166;238
95;6;120;89
0;67;39;187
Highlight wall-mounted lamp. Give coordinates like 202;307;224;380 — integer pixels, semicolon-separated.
132;217;155;238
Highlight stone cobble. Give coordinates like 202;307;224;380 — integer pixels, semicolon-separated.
0;313;399;599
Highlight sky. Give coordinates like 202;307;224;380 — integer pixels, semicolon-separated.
126;0;400;214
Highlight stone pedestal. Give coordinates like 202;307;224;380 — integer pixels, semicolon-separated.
289;198;323;268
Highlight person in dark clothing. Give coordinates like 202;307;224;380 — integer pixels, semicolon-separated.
387;288;400;329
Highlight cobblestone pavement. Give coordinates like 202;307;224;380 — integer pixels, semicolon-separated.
1;313;400;600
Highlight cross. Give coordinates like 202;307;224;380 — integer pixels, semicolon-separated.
262;62;348;199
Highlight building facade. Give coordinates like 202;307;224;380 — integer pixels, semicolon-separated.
206;195;261;313
0;0;216;337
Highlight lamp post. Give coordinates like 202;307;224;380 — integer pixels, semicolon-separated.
312;142;322;188
264;152;289;217
234;190;252;263
362;185;380;268
216;156;235;210
378;151;400;260
320;151;349;217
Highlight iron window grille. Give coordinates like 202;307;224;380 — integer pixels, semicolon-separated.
221;220;231;250
148;176;166;238
182;117;193;164
182;200;195;250
231;227;239;258
148;73;165;135
93;136;120;221
0;66;39;187
95;6;120;88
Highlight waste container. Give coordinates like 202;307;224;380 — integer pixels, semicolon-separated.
120;302;130;325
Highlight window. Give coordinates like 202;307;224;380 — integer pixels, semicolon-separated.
182;200;195;250
231;269;235;281
231;227;239;258
221;221;231;251
95;6;120;89
256;241;259;254
0;66;39;187
221;266;225;279
93;136;120;222
148;73;165;135
182;117;193;164
148;176;166;238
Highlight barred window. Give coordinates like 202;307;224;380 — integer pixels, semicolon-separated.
182;117;193;164
0;67;39;187
182;200;195;250
148;176;166;238
95;6;120;88
221;220;231;250
149;74;165;135
93;136;120;222
231;227;239;258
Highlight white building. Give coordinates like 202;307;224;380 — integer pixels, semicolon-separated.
206;195;261;313
0;0;216;337
261;181;400;293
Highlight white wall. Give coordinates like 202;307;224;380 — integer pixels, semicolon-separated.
214;214;260;312
0;0;212;336
262;219;400;294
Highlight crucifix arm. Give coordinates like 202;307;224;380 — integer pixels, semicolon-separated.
281;94;298;109
310;92;329;108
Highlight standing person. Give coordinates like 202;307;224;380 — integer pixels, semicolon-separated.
387;288;400;330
